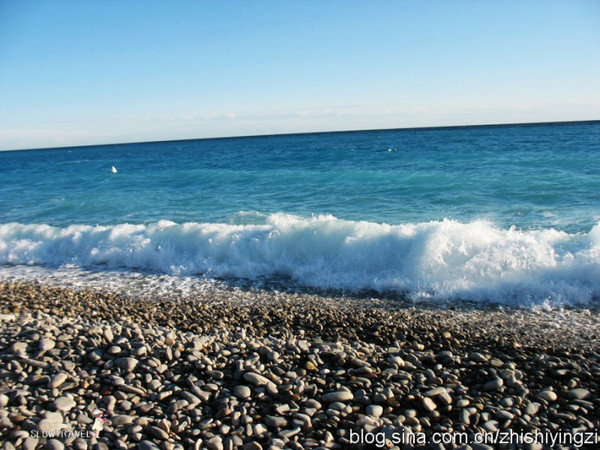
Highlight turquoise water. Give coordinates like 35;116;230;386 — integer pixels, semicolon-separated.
1;121;599;305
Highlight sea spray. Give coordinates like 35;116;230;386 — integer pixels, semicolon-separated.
1;214;598;306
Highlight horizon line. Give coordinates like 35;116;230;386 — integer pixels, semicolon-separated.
3;118;599;153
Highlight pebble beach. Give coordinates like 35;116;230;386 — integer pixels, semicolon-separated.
0;281;598;449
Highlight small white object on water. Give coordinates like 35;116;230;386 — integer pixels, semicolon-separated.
111;166;118;173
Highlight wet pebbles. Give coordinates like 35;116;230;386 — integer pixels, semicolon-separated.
0;281;598;449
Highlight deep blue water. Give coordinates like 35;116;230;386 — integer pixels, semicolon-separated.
1;121;599;305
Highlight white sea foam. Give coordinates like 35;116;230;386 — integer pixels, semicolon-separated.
1;214;599;306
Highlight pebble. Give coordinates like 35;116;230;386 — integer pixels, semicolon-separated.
46;440;65;450
243;443;262;450
0;281;598;450
111;415;134;426
538;390;558;402
243;372;270;386
115;357;139;372
72;438;88;450
469;352;489;363
322;390;353;403
526;402;541;416
266;415;288;428
22;437;38;450
483;420;499;432
366;404;383;418
39;338;56;352
103;327;114;342
146;426;169;440
234;385;252;399
456;398;470;408
422;397;437;412
12;342;28;353
77;413;93;425
423;387;447;397
207;436;223;450
279;426;301;438
484;378;504;391
567;388;590;400
165;332;176;346
48;372;68;389
388;355;405;367
305;361;317;371
38;413;65;433
54;396;76;412
497;410;514;420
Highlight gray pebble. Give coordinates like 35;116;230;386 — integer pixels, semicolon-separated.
366;404;383;418
146;425;169;440
538;390;558;402
526;402;541;416
111;415;134;426
72;438;88;450
39;338;56;352
38;413;65;433
115;357;138;372
567;388;590;400
22;437;39;450
243;372;270;386
422;397;437;412
234;385;252;399
266;415;288;428
139;442;161;450
12;341;28;353
243;442;263;450
54;396;76;412
322;390;353;403
49;372;68;389
45;440;65;450
484;378;504;391
207;436;223;450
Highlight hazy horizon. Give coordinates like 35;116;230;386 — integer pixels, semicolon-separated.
1;118;598;153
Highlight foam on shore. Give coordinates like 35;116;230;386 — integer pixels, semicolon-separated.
1;215;599;307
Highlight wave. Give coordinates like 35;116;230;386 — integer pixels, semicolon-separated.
1;214;599;306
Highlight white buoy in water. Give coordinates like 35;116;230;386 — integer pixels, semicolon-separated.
111;166;118;173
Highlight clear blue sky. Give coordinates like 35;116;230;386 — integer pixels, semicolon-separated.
1;0;599;150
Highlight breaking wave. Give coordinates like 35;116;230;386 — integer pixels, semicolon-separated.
1;214;599;306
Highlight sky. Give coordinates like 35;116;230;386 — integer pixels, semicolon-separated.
1;1;599;151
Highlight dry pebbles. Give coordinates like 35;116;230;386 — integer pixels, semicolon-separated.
0;281;598;449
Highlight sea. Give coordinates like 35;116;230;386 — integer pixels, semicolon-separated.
1;121;599;308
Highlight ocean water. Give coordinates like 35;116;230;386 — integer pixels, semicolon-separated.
1;121;599;307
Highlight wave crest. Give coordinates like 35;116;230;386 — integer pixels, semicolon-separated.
1;214;598;306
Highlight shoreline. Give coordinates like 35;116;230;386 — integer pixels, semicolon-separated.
1;281;599;449
2;281;598;353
